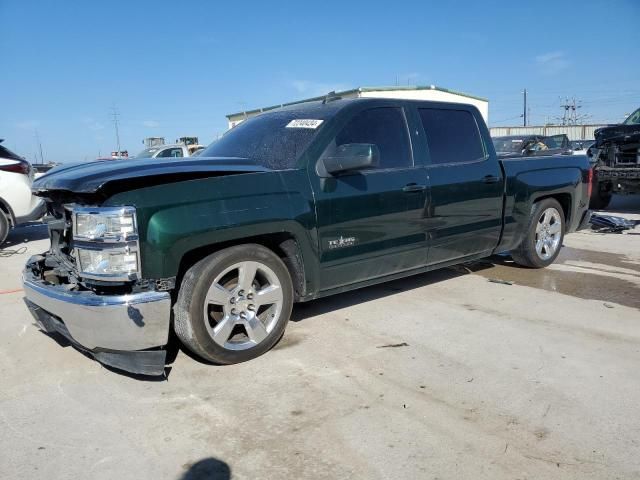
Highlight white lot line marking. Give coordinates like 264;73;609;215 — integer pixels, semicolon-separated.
18;325;27;337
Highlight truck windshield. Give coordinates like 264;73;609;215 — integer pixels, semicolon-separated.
200;111;325;170
623;108;640;125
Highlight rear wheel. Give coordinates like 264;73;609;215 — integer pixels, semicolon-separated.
174;244;293;364
0;210;9;246
511;198;565;268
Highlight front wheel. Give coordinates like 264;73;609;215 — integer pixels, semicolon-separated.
174;244;293;365
510;198;565;268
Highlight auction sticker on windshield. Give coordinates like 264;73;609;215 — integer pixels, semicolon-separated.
286;119;324;129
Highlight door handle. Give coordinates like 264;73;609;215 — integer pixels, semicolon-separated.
483;175;501;184
402;183;427;193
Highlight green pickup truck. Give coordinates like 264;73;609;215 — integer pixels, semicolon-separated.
24;98;592;375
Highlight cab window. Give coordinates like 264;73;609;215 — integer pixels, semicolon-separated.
419;108;485;164
326;107;412;169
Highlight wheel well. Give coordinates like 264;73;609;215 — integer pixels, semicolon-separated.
0;198;14;226
535;193;572;228
176;233;306;300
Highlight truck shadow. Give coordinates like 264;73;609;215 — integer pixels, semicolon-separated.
290;265;492;323
603;194;640;213
2;222;48;249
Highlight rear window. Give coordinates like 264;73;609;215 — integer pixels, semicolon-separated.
419;109;485;164
493;137;525;153
200;110;325;170
134;147;160;158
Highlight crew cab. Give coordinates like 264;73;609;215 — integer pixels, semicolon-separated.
589;107;640;209
23;98;592;375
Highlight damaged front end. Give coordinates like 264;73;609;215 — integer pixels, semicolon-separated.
591;120;640;197
23;197;172;376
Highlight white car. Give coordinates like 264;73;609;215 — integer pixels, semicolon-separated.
133;143;204;159
0;141;46;245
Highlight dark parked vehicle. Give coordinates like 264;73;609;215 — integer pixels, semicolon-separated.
569;140;594;155
589;107;640;209
492;134;571;158
24;98;592;375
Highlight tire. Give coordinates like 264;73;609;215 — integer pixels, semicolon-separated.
0;210;9;246
174;244;294;365
589;184;612;210
510;198;565;269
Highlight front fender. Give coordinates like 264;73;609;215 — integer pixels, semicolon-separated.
104;170;318;286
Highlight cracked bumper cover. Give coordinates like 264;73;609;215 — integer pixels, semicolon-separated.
22;256;171;376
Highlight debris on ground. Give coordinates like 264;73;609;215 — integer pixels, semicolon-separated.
377;342;410;349
590;214;638;233
488;278;514;285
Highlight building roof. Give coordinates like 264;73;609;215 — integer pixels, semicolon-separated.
226;85;488;119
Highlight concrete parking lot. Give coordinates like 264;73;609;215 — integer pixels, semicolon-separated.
1;196;639;480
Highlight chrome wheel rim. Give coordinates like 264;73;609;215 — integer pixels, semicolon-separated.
535;207;562;260
202;261;283;351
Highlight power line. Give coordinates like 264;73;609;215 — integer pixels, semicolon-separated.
557;97;590;125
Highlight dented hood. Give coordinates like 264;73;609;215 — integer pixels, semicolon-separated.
594;124;640;147
32;157;270;194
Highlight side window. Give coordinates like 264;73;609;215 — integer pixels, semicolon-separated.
329;107;412;169
158;148;183;158
544;135;568;149
543;136;559;148
418;108;485;165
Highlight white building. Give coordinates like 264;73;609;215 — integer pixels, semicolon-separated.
226;85;489;129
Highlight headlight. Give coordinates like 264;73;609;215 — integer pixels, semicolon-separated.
76;248;139;277
71;205;141;281
73;206;137;241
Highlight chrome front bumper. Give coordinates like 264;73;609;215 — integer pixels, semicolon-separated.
23;258;171;376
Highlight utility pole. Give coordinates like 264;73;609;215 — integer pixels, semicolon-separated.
559;97;585;125
111;104;122;157
522;89;527;127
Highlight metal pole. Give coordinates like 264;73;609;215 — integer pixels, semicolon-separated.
112;105;121;157
34;129;45;164
523;89;527;127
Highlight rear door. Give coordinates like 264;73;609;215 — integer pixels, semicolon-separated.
310;105;429;291
415;105;504;266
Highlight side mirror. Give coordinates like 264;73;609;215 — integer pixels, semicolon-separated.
322;143;380;174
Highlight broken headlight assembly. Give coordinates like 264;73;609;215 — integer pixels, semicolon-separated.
71;206;141;281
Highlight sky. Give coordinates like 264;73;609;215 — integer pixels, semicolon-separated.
1;0;639;164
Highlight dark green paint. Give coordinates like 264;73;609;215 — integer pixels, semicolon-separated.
100;98;590;300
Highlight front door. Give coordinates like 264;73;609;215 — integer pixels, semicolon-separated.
310;106;428;291
416;106;504;266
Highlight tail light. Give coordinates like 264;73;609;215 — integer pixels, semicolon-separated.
586;167;594;199
0;159;31;175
